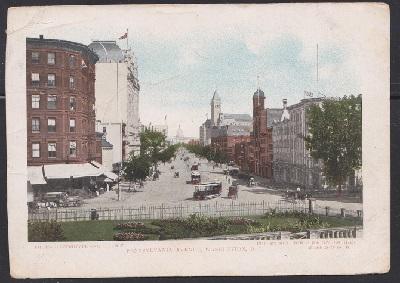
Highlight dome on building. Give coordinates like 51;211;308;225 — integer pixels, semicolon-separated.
88;41;125;63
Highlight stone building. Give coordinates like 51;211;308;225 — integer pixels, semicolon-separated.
88;40;141;163
26;36;99;165
199;90;252;146
210;90;221;126
272;97;325;189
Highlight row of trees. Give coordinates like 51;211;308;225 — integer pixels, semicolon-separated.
123;129;179;187
305;94;362;194
187;95;362;196
184;144;229;164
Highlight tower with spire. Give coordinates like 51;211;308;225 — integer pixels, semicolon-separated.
210;89;221;126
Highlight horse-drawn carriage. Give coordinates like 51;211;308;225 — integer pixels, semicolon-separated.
284;188;312;201
193;182;222;200
247;177;256;187
191;170;201;184
34;192;83;209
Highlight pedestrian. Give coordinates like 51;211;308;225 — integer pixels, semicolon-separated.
228;177;231;184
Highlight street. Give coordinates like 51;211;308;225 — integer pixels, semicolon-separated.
78;148;362;212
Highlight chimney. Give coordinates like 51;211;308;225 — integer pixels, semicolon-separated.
39;35;44;39
282;98;288;109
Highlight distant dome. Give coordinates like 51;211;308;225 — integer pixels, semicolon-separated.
176;125;184;138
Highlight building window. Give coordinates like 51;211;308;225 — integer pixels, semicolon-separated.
31;94;40;109
32;118;40;133
32;143;40;158
102;127;106;133
31;52;39;64
47;118;56;132
47;95;57;109
47;52;55;65
69;55;75;68
31;73;40;86
69;141;77;157
69;76;75;89
47;74;55;87
69;97;76;111
69;118;76;132
48;142;56;158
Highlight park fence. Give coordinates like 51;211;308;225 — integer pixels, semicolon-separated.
28;200;363;222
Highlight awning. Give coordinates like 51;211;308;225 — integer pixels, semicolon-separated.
43;163;103;179
27;166;47;185
91;161;118;181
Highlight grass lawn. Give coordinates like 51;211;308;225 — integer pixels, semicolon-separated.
29;213;362;241
60;220;158;241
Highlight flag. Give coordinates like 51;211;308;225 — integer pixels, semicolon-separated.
304;91;313;97
119;32;128;40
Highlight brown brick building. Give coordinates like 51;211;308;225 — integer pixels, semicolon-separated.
211;135;251;161
26;36;100;166
233;88;281;179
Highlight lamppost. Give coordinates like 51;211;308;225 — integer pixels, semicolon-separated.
117;162;121;201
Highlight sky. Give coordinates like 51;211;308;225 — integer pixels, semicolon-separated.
18;4;385;137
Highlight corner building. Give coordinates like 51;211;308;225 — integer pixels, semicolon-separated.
26;36;99;166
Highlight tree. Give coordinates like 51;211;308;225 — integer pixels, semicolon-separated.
123;155;151;190
159;144;178;164
213;149;228;164
140;129;167;169
305;95;362;195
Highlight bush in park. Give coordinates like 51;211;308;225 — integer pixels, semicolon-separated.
28;221;65;242
113;232;146;241
115;222;145;230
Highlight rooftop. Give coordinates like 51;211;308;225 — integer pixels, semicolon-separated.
253;88;265;97
222;113;252;121
27;36;99;64
88;40;125;63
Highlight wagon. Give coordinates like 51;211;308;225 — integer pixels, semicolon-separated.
191;170;201;184
284;190;312;200
193;182;222;200
247;177;256;187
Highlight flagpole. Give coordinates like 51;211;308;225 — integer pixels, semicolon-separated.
316;43;319;97
126;28;129;51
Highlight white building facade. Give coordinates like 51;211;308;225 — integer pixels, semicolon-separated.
272;98;325;190
89;40;141;164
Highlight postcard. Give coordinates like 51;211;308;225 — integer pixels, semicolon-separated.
6;3;390;278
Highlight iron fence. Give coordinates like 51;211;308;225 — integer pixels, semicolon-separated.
28;200;362;222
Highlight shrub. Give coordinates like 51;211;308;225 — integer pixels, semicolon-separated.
28;221;65;242
115;222;145;230
113;232;145;241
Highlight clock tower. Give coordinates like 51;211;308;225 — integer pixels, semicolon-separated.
210;90;221;126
